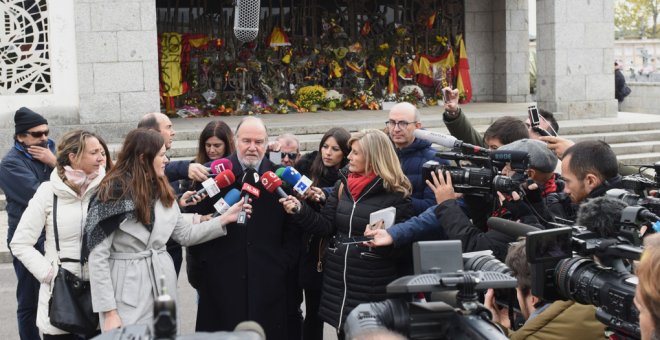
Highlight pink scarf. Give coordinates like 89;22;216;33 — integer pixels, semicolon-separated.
64;166;100;197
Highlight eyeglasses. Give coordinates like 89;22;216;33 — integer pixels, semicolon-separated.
385;120;416;129
23;130;49;138
281;152;299;159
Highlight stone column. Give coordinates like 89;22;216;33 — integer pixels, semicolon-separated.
464;0;495;102
536;0;617;118
493;0;531;103
74;0;160;139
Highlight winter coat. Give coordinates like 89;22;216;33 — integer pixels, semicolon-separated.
88;197;228;329
292;171;415;330
191;154;299;340
9;169;103;335
0;140;55;231
396;138;448;214
506;300;606;340
443;108;485;148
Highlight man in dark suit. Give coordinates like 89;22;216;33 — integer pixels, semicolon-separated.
194;117;298;340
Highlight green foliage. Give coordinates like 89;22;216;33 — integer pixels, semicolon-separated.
615;0;660;39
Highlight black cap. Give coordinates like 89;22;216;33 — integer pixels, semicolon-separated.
15;107;48;135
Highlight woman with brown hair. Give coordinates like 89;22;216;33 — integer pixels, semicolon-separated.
194;120;235;164
10;130;106;339
635;233;660;340
85;128;249;332
279;129;414;338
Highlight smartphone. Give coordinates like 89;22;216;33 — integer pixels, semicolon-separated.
268;151;282;165
528;105;540;128
442;88;451;103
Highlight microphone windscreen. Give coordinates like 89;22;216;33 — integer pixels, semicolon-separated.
260;171;284;193
576;196;628;238
241;167;260;185
209;158;233;174
234;320;266;339
275;167;286;178
214;169;236;188
224;188;242;205
413;129;458;149
280;166;302;186
487;217;541;238
233;0;260;42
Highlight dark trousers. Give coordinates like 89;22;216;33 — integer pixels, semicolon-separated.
166;238;182;276
43;332;99;340
303;288;323;340
8;226;42;340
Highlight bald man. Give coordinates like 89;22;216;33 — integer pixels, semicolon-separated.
386;102;448;214
192;117;298;340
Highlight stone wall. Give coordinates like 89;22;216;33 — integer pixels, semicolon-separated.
620;82;660;114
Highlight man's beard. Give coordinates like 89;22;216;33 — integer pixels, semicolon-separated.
21;140;48;149
238;155;260;168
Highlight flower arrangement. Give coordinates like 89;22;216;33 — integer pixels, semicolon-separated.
399;85;425;105
322;89;343;110
296;85;327;111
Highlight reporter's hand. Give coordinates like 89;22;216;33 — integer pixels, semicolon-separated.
102;310;122;332
442;87;460;113
304;186;326;203
220;200;252;224
188;163;209;182
278;195;301;214
28;145;56;167
179;190;206;207
484;289;511;329
539;136;574;160
364;224;393;248
426;170;456;205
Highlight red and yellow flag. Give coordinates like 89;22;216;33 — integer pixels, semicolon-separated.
388;56;399;94
426;11;437;29
456;35;472;103
414;49;455;87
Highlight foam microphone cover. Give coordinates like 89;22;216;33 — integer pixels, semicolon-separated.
576;196;628;238
275;167;286;178
223;188;242;205
215;169;236;188
260;171;284;193
280;166;302;186
241;167;260;185
209;158;232;175
413;129;458;149
233;0;260;42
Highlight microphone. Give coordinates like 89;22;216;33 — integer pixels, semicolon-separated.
280;166;313;195
206;158;233;175
487;217;541;238
577;195;632;238
212;188;241;217
233;320;266;340
489;150;530;169
237;168;260;225
233;0;260;42
185;169;236;203
260;171;288;199
413;129;490;156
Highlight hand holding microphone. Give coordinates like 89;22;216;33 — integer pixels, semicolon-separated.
179;190;207;207
206;158;233;175
219;199;253;226
279;195;301;215
212;188;241;217
280;166;313;196
185;169;236;203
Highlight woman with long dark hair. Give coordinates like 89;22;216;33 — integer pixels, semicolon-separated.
294;127;350;340
194;120;235;164
85;129;249;332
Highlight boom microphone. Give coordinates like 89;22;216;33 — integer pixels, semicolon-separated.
185;169;236;203
487;217;541;238
212;188;242;217
413;129;490;156
233;0;260;42
280;166;313;195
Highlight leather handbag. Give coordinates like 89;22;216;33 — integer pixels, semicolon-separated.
48;194;99;335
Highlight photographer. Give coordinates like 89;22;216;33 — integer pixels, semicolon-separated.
484;240;606;339
636;233;660;340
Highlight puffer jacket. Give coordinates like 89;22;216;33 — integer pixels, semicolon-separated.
292;170;414;330
396;137;448;214
9;169;104;335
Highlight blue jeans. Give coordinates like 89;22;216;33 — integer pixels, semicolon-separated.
8;226;44;340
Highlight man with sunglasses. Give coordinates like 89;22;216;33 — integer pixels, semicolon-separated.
0;107;56;340
267;133;301;167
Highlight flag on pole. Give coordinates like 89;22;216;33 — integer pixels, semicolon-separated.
388;56;399;94
414;50;455;87
426;11;437;29
456;35;473;103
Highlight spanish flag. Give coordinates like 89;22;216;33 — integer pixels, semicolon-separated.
388;56;398;94
414;49;455;87
456;35;472;103
426;11;437;30
266;27;291;47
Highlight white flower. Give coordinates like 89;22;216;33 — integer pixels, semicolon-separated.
400;85;424;97
325;89;343;101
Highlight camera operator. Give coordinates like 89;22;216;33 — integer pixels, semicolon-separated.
484;240;606;339
636;233;660;340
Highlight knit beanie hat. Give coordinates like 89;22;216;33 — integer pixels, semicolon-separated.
15;107;48;134
499;138;558;173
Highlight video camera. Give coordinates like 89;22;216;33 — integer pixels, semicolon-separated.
526;227;640;339
620;161;660;195
421;150;530;197
344;241;517;339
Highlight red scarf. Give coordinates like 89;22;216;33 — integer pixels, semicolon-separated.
542;175;558;197
347;172;377;200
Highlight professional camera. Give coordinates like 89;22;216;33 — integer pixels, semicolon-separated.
344;241;517;339
421;150;530;196
607;188;660;219
463;251;520;318
620;161;660;195
526;227;640;339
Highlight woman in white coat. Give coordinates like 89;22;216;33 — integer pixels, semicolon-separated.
84;128;250;332
10;130;107;339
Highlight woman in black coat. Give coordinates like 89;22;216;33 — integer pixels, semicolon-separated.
294;127;350;340
281;129;415;338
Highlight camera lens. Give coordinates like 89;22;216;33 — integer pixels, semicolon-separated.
464;254;511;275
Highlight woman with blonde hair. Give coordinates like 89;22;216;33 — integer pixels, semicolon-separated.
279;129;414;338
635;233;660;340
10;130;107;339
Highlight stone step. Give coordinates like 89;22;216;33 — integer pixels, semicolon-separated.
563;129;660;145
618;153;660;166
609;141;660;156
